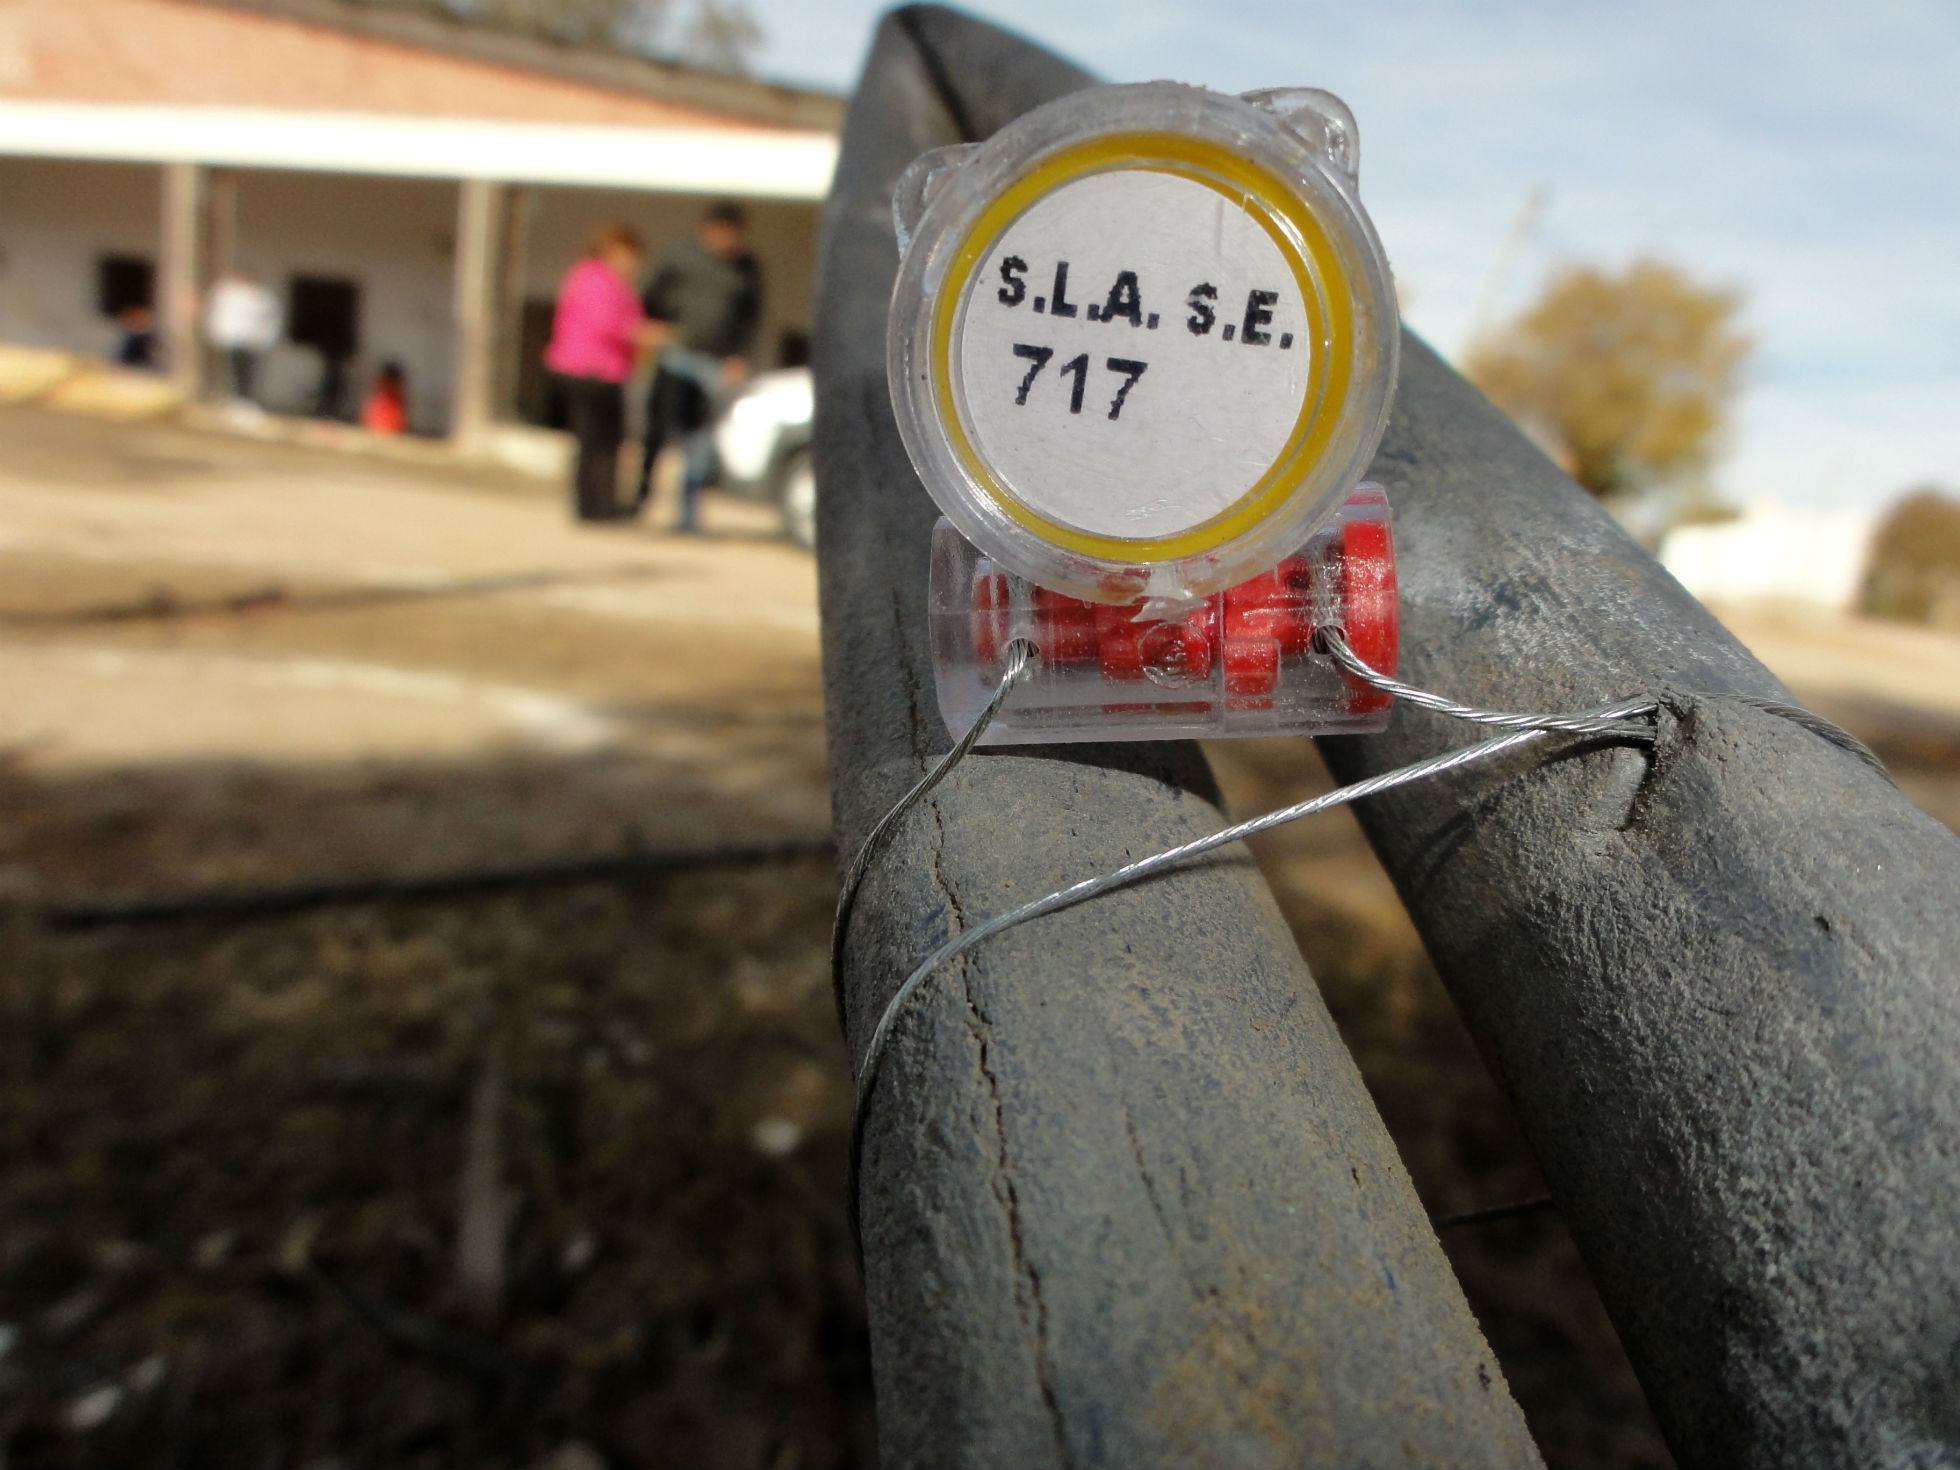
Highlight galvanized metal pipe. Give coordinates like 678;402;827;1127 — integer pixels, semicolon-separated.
1322;332;1960;1469
813;8;1540;1466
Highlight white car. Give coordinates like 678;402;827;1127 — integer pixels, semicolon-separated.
713;367;815;549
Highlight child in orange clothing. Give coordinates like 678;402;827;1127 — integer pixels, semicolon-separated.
361;361;408;435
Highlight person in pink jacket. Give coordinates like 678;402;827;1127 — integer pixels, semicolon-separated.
544;224;668;522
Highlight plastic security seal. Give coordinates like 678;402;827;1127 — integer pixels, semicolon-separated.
932;482;1398;744
889;81;1400;605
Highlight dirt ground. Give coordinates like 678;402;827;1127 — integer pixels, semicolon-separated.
0;404;1953;1469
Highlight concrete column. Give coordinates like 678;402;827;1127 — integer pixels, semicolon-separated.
450;176;504;452
158;161;207;399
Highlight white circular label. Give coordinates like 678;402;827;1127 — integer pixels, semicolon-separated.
953;169;1314;541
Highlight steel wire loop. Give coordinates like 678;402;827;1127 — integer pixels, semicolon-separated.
841;624;1664;1229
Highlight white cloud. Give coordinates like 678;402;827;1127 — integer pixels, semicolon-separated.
751;0;1960;509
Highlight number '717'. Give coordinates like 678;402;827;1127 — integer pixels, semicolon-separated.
1012;345;1147;422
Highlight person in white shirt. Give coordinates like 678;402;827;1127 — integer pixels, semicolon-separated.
204;272;283;403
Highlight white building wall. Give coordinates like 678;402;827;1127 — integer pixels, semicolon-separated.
0;157;461;433
0;157;823;437
0;155;160;359
230;168;460;435
1660;499;1878;611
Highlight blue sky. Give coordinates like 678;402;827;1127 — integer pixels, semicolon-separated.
740;0;1960;513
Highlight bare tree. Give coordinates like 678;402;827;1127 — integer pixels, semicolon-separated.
479;0;640;47
357;0;673;52
354;0;763;68
678;0;762;74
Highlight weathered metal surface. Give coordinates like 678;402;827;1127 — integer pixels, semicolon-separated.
1323;332;1960;1469
813;8;1541;1467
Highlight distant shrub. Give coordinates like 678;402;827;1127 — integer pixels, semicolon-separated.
1862;487;1960;628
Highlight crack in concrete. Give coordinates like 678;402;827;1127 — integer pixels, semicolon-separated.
890;590;928;769
1121;1097;1185;1278
962;974;1075;1469
928;787;1072;1466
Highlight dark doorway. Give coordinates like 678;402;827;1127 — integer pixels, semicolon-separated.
287;275;361;418
96;255;155;318
287;276;360;358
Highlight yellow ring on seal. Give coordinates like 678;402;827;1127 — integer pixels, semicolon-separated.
928;131;1359;565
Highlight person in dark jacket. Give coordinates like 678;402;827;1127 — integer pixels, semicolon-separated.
633;202;762;532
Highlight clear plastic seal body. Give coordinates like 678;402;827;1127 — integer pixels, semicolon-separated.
890;82;1399;605
932;484;1398;745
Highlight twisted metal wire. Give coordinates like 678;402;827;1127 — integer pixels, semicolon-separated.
1323;627;1891;779
1727;693;1894;783
1318;626;1653;740
830;638;1038;1016
839;607;1893;1236
844;625;1662;1222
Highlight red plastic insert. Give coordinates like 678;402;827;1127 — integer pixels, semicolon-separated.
930;484;1399;745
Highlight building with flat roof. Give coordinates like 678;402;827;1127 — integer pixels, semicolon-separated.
0;0;840;443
